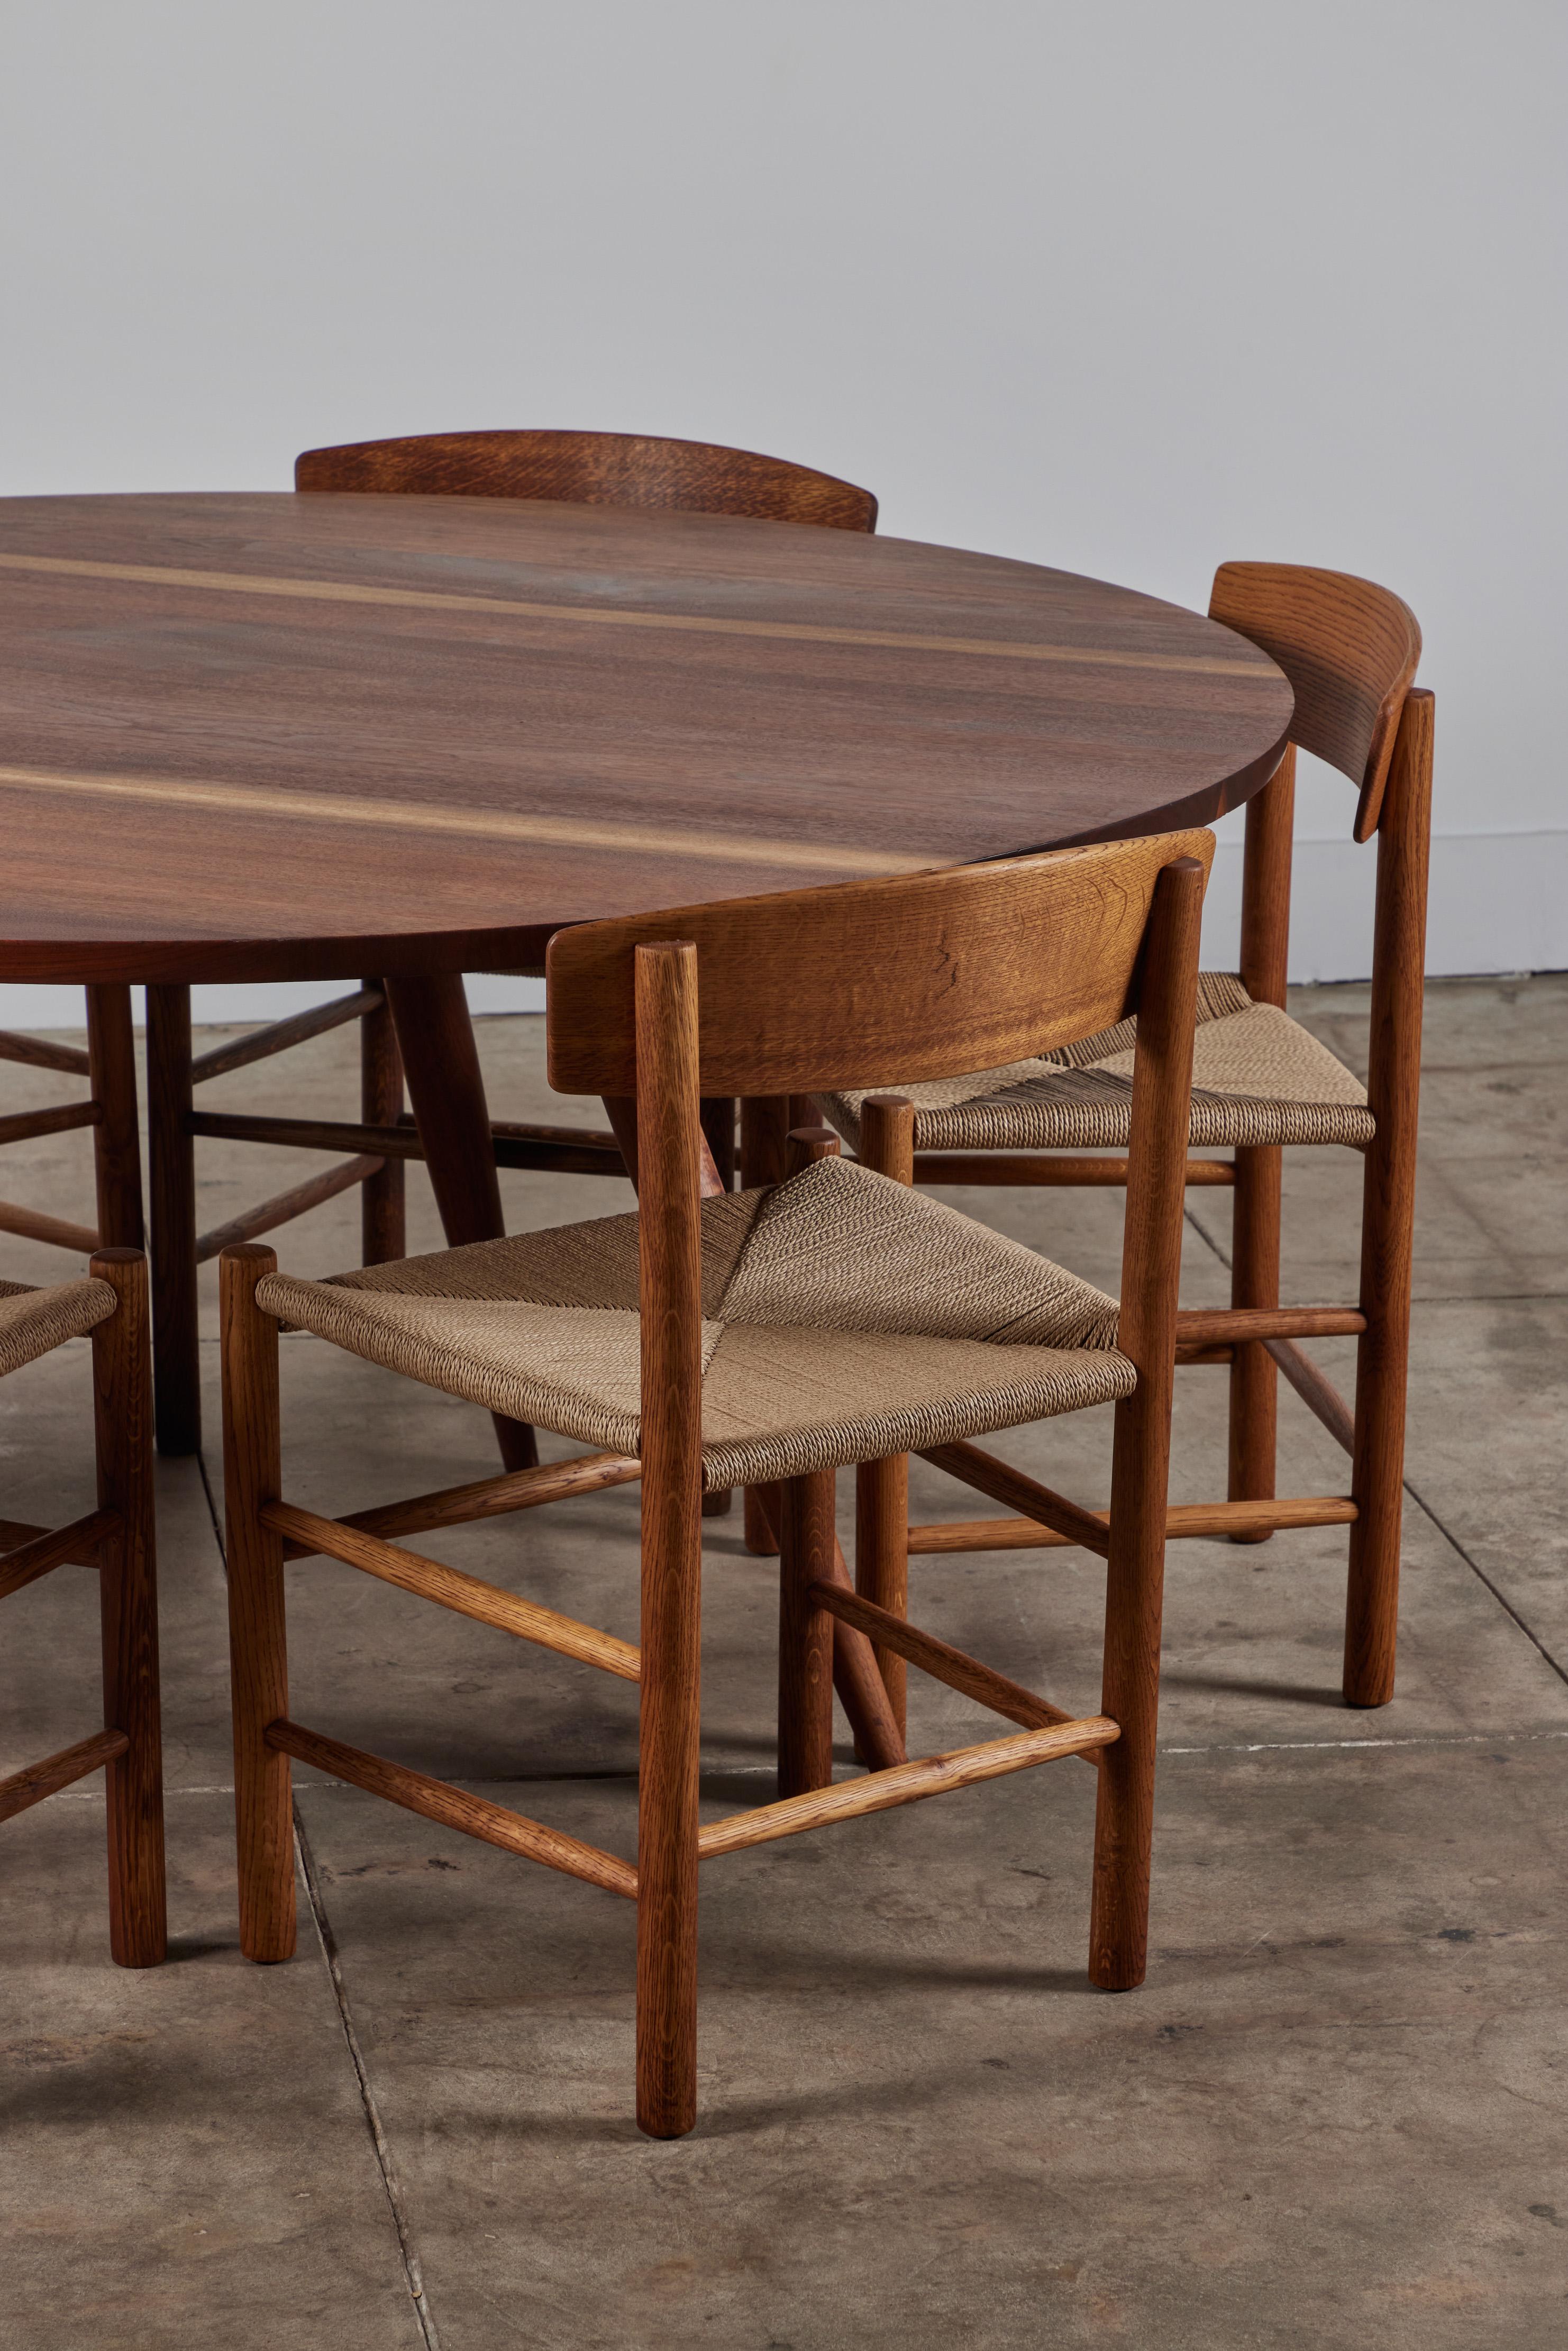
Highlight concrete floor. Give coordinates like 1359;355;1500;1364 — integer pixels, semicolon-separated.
1;977;1564;2349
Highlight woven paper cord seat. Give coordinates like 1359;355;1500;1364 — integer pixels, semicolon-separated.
820;973;1375;1156
259;1157;1133;1492
0;1276;117;1378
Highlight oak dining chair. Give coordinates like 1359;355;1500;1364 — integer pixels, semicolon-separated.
218;827;1206;2136
146;432;878;1466
293;426;879;532
0;1249;164;1968
814;565;1431;1714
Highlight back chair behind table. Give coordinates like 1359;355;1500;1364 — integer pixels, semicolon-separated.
219;827;1209;2136
812;563;1432;1712
295;427;878;532
144;429;878;1474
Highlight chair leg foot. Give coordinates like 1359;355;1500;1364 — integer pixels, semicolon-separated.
635;1411;702;2139
743;1484;781;1555
635;2043;697;2138
635;1964;698;2139
1343;1086;1416;1712
1343;1652;1396;1710
1342;1137;1411;1714
636;1721;697;2134
1088;1727;1153;1993
1343;1355;1403;1709
1089;1366;1174;1993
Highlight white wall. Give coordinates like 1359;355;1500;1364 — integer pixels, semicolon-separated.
3;0;1563;1026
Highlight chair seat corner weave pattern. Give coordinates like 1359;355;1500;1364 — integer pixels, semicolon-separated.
0;1275;118;1380
257;1158;1134;1488
818;974;1375;1155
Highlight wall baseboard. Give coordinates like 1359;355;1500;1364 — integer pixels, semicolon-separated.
0;833;1560;1030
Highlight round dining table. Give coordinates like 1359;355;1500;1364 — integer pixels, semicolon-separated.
0;490;1293;1452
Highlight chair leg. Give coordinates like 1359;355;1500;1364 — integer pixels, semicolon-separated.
1226;1142;1281;1541
85;985;145;1250
779;1470;836;1799
1089;854;1200;1992
1344;1204;1410;1709
854;1456;908;1739
90;1250;165;1967
359;979;406;1265
220;1244;296;1963
1343;965;1417;1709
147;984;201;1456
743;1484;781;1554
739;1096;794;1553
633;1080;705;2139
1343;694;1431;1709
851;1097;915;1727
1089;1408;1173;1992
635;1479;703;2139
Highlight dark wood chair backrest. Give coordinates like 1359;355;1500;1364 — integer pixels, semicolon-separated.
296;429;877;534
1209;563;1421;841
545;830;1216;1100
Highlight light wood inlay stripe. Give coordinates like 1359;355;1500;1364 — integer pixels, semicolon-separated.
0;550;1274;676
0;764;931;876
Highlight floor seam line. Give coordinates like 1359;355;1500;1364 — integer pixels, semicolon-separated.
294;1809;442;2351
1402;1477;1568;1692
195;1445;226;1566
41;1724;1568;1803
1412;1291;1567;1305
1160;1728;1568;1756
1183;1202;1231;1273
1182;1202;1568;1684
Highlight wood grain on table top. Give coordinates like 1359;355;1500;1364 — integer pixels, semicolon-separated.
0;494;1292;982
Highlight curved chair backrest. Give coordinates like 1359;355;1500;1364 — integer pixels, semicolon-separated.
545;829;1215;1100
1209;563;1421;842
296;429;878;535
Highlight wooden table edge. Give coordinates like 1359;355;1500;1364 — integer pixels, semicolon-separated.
0;734;1289;987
